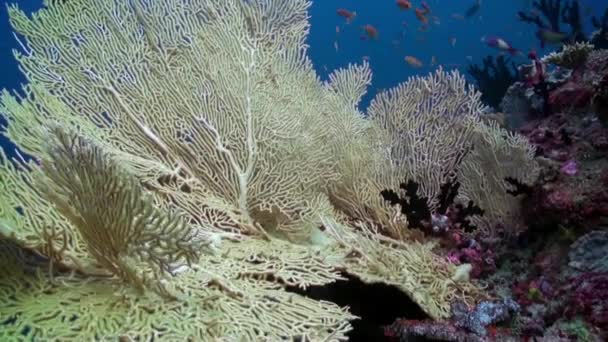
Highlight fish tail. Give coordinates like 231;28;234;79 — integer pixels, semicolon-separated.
347;12;356;24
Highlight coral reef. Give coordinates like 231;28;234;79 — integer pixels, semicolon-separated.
385;299;520;341
386;318;519;342
501;51;552;119
475;48;608;342
452;299;520;336
0;0;541;340
541;42;594;69
560;272;608;329
386;45;608;341
519;112;608;228
0;0;606;340
502;46;608;123
592;71;608;126
568;231;608;274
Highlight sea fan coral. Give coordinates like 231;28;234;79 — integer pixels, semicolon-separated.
0;0;538;339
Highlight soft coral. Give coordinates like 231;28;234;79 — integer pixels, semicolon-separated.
561;272;608;328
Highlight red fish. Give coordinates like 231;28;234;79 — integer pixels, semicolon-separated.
415;8;429;24
414;1;431;24
396;0;412;10
336;8;356;24
362;24;379;39
481;35;520;55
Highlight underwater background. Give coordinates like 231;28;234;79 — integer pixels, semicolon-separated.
0;0;604;116
1;0;608;341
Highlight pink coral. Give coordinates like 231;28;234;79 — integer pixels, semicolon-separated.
445;243;496;278
559;159;578;176
545;189;574;211
524;50;546;87
561;272;608;328
512;277;554;307
548;81;593;110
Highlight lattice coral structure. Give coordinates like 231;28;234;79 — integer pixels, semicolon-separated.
0;0;536;340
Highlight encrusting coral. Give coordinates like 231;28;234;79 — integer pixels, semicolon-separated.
0;0;538;340
542;41;595;69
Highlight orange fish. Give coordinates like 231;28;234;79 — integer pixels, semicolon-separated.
362;24;379;39
396;0;412;10
336;8;356;24
404;55;423;68
415;8;429;24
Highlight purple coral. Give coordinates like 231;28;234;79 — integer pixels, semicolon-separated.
561;272;608;328
452;299;520;336
385;318;518;342
560;159;578;176
546;189;575;211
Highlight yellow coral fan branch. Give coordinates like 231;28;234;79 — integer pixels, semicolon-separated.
36;126;206;298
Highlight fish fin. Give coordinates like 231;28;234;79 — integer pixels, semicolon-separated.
346;12;356;24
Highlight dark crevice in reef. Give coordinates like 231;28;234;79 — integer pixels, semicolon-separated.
286;272;430;342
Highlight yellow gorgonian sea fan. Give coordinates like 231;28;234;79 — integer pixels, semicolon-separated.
0;0;540;339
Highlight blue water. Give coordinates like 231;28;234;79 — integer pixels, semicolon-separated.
0;0;604;153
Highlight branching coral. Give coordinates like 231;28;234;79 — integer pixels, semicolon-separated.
0;0;539;339
561;0;586;43
519;0;563;32
0;0;490;339
457;120;540;234
467;55;519;109
368;68;482;214
37;126;206;299
518;0;586;46
369;68;539;235
5;0;338;241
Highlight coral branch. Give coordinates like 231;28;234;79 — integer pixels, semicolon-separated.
467;55;518;108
